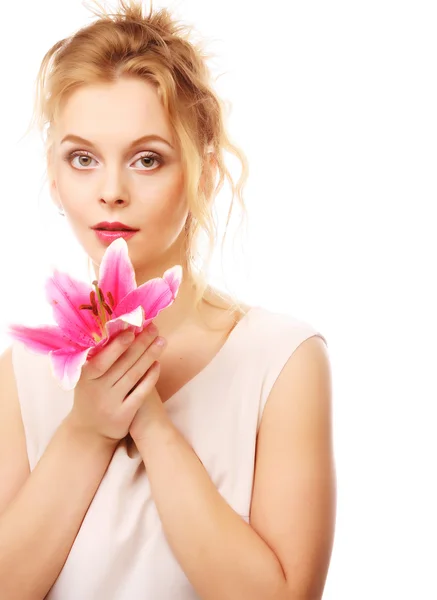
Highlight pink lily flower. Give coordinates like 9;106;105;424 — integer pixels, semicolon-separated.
7;238;182;391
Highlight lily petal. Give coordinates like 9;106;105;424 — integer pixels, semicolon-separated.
114;277;176;321
45;271;99;346
104;305;146;340
49;346;92;391
7;324;85;354
98;238;137;306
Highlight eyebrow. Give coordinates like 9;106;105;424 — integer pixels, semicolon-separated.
60;133;175;151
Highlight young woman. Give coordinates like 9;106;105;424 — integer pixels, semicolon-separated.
0;1;336;598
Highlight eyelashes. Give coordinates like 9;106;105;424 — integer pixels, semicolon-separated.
63;150;163;171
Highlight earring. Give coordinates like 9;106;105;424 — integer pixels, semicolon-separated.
58;205;65;216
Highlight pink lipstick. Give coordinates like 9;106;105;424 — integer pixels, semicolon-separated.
92;221;139;244
94;230;137;244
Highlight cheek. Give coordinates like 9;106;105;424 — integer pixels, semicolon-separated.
146;169;187;226
54;168;90;216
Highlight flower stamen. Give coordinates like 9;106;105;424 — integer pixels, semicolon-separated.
90;280;114;333
78;303;93;311
107;291;115;308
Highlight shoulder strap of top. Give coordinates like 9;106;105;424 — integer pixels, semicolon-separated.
255;310;327;432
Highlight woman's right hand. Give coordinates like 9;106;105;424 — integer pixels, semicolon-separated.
66;323;166;445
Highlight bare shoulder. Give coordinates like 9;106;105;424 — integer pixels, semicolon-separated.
0;344;30;516
250;335;336;599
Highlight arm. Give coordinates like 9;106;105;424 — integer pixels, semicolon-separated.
0;344;117;600
0;418;117;600
250;335;336;599
132;335;336;600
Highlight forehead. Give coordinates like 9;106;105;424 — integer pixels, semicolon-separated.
55;77;174;144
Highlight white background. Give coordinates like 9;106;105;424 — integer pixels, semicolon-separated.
1;1;436;598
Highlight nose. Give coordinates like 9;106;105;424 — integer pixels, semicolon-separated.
98;168;130;208
100;197;128;208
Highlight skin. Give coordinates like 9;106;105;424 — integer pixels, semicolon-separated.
0;76;335;598
47;76;239;348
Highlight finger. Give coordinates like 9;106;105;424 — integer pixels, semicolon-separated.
114;337;165;398
119;361;161;416
82;331;135;380
105;326;160;387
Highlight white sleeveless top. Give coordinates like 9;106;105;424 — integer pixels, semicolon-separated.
11;306;327;599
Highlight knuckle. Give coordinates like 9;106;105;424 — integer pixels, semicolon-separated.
119;332;135;345
147;322;158;334
129;362;147;383
95;360;106;373
87;361;105;379
137;338;150;353
143;324;158;340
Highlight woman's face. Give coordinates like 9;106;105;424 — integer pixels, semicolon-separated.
49;77;188;281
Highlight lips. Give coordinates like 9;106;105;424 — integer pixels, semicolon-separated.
94;229;138;245
92;221;138;232
97;227;133;231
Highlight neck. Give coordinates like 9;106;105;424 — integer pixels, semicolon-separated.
151;275;204;336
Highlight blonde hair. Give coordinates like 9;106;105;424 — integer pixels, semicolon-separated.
27;0;250;327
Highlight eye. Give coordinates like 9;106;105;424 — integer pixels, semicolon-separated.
65;150;163;171
65;151;96;169
133;152;162;170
